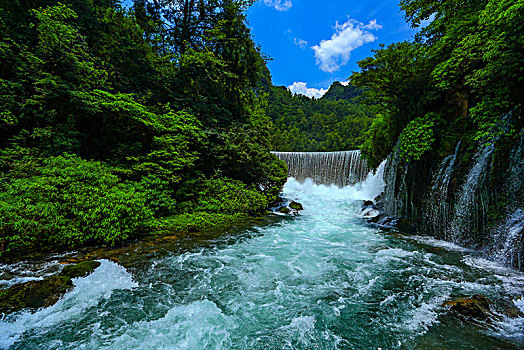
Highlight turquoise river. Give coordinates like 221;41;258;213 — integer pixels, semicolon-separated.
1;178;523;349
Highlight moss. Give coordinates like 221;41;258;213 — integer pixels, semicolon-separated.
0;275;73;314
289;201;303;211
278;207;291;214
60;260;101;278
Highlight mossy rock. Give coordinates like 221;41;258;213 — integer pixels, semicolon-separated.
0;275;73;314
443;295;492;320
60;260;101;278
289;201;303;211
278;207;291;214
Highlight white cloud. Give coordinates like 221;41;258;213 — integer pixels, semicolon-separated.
312;18;382;73
339;80;350;86
294;38;308;49
264;0;292;11
288;82;328;99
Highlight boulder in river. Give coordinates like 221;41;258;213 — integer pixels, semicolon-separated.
0;260;100;315
0;275;73;314
289;201;303;211
278;206;291;214
359;200;380;220
443;295;492;320
274;200;303;215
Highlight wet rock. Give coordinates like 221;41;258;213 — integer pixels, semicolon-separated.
363;200;374;207
289;201;303;211
360;207;380;219
359;200;381;220
278;207;291;214
0;275;73;314
499;294;524;318
0;260;101;315
443;295;492;320
60;260;101;278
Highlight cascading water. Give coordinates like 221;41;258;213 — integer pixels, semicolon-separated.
382;129;524;271
272;151;369;187
448;144;494;245
486;131;524;269
423;142;461;238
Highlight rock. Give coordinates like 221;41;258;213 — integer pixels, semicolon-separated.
60;260;101;278
501;303;524;319
0;275;73;314
359;207;380;219
363;200;374;207
278;207;291;214
443;295;492;320
0;260;101;315
499;294;524;318
289;201;303;211
374;199;385;212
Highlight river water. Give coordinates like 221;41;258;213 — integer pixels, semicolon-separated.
1;178;523;349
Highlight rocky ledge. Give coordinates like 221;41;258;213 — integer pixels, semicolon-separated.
0;260;101;315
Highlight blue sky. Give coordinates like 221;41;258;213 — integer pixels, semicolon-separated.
246;0;417;97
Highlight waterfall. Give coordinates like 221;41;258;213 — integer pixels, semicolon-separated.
272;151;369;187
486;131;524;269
423;142;461;239
449;144;494;245
490;209;524;270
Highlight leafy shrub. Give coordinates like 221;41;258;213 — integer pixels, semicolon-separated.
197;177;269;215
151;212;247;234
397;115;436;161
360;114;396;169
0;154;152;255
136;175;177;217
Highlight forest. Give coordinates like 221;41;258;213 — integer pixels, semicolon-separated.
351;0;522;169
0;0;287;257
267;81;377;152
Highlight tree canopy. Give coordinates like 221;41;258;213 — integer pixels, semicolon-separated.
0;0;286;256
352;0;523;168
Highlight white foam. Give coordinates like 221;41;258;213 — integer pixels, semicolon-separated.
0;260;136;349
100;299;235;350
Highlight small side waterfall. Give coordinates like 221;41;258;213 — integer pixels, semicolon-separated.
448;144;494;245
381;128;524;270
272;151;369;187
423;142;461;239
487;131;524;269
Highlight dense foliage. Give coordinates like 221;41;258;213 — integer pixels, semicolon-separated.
352;0;523;168
267;82;377;152
0;0;287;256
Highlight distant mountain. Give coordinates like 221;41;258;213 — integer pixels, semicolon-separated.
321;81;363;101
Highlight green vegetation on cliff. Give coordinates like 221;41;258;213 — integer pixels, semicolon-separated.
0;0;287;257
352;0;523;169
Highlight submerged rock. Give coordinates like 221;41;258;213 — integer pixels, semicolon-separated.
443;295;492;320
0;260;100;315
